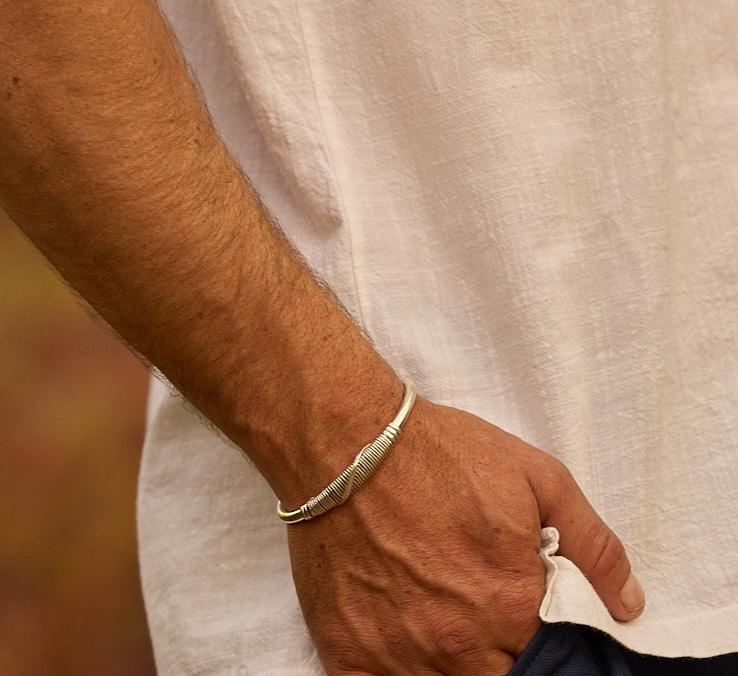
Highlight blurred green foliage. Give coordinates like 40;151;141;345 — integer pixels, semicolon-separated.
0;212;155;675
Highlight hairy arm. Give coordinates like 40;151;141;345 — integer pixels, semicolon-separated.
0;0;402;507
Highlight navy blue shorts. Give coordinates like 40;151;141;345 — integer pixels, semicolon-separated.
508;622;738;675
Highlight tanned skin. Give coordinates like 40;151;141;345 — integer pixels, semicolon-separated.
0;3;644;674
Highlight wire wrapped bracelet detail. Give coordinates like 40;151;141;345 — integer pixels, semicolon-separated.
275;376;417;524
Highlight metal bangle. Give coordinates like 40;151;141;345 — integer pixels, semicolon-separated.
276;376;417;524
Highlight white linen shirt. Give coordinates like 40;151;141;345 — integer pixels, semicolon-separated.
138;2;738;673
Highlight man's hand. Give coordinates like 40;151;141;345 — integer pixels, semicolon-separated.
288;396;645;675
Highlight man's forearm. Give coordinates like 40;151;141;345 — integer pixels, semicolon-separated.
0;0;404;506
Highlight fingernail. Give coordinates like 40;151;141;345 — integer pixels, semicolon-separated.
620;573;645;614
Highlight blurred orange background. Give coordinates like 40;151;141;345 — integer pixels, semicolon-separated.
0;210;156;674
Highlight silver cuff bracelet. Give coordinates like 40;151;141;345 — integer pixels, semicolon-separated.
276;376;417;524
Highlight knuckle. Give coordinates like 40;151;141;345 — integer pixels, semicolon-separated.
495;576;544;635
531;451;573;495
319;632;370;673
428;614;486;662
548;455;574;487
588;525;627;580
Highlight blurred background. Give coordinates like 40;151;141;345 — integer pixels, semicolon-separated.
0;209;156;674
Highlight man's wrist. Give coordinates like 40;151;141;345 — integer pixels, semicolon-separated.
258;359;406;509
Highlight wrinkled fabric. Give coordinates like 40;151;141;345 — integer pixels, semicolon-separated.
138;1;738;673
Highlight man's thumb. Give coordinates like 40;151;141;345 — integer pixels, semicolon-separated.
529;460;646;622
